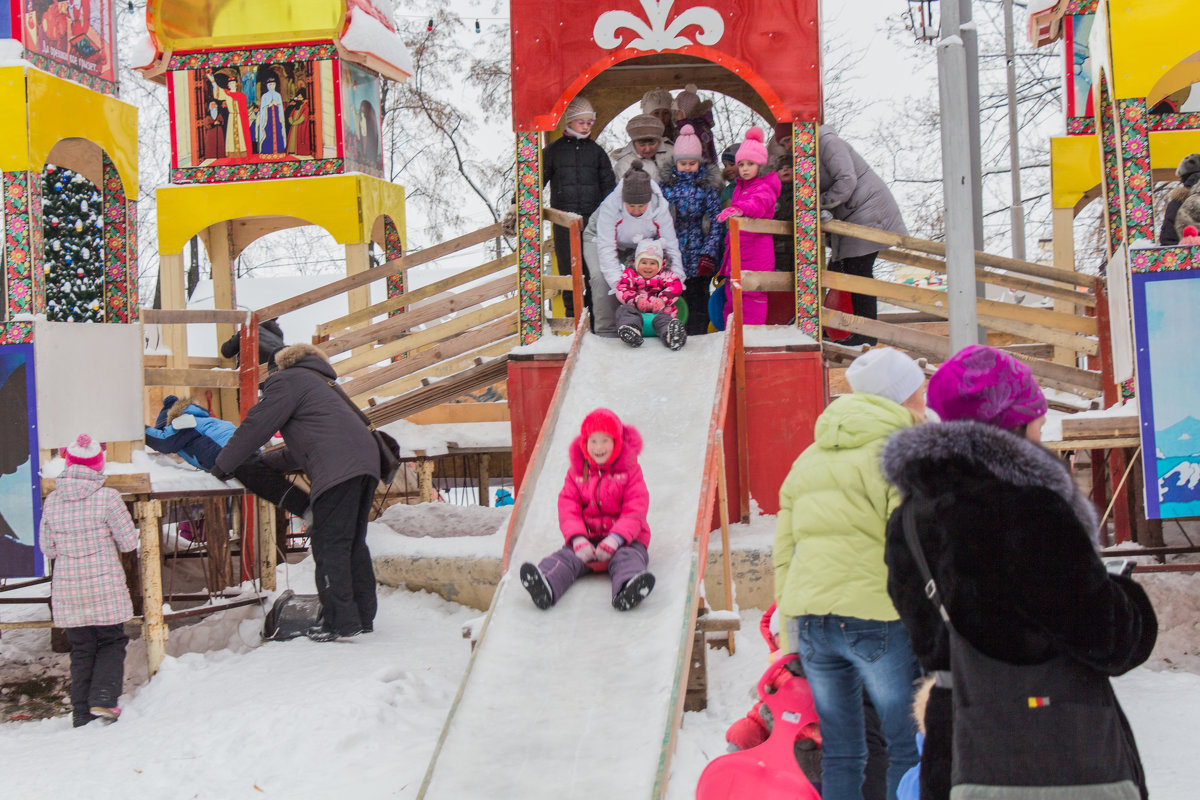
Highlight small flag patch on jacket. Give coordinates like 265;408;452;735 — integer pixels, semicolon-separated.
1027;697;1051;708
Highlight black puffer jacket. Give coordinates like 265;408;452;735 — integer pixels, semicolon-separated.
881;421;1157;799
213;344;379;499
543;134;616;220
219;319;286;368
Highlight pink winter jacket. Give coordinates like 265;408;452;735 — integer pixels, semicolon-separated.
615;267;683;317
720;170;783;275
558;424;651;552
40;465;139;628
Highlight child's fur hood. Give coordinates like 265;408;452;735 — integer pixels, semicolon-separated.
569;423;644;472
166;396;210;423
273;343;330;370
658;163;723;191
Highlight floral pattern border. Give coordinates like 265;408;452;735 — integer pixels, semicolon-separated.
4;171;41;319
168;43;339;71
1066;117;1095;136
1097;79;1124;257
1115;98;1153;245
102;155;132;323
171;158;345;185
515;132;543;345
383;216;405;308
1064;0;1097;13
793;123;819;337
25;52;118;96
0;321;34;344
1149;112;1200;132
1130;246;1200;274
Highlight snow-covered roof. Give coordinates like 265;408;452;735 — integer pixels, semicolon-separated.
340;5;413;80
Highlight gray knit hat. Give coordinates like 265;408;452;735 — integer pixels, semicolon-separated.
563;96;596;125
640;88;673;115
1177;153;1200;181
622;161;653;204
626;114;665;142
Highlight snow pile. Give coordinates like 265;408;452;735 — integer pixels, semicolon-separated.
377;418;510;457
341;7;414;78
376;501;509;539
744;325;818;348
1138;572;1200;673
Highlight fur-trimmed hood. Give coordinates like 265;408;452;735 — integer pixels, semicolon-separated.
274;343;331;371
882;420;1099;540
568;423;644;473
166;396;212;424
657;163;723;191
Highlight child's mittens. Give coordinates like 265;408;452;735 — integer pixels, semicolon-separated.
571;537;596;563
716;206;741;223
171;413;197;430
595;533;624;561
696;254;716;277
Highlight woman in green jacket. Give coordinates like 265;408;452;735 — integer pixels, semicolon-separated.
775;347;926;800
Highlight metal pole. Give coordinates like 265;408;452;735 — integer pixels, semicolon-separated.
1003;0;1027;261
939;0;980;352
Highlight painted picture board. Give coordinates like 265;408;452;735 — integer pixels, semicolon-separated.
341;61;382;177
1132;270;1200;519
19;0;117;91
0;344;43;578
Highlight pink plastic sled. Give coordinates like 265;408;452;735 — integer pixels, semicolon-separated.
695;654;822;800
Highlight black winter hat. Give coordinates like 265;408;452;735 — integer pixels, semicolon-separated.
1177;153;1200;181
622;161;653;205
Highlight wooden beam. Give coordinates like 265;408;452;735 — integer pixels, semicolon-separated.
355;339;517;403
144;367;240;388
322;275;517;357
1051;207;1080;365
407;402;510;425
1061;416;1139;439
365;358;511;428
543;208;582;227
543;275;574;292
315;252;518;337
255;223;503;321
340;315;518;398
333;297;520;375
821;219;1092;288
42;473;151;495
140;309;250;325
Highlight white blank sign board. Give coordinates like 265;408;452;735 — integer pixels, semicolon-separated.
34;322;144;451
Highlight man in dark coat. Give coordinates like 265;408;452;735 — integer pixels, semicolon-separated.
213;343;381;639
881;346;1156;800
1160;153;1200;246
542;96;617;320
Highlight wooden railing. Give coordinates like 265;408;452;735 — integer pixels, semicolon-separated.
542;207;584;333
727;217;1103;396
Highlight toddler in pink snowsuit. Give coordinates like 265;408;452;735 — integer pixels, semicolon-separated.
615;238;686;350
717;127;782;326
520;408;656;611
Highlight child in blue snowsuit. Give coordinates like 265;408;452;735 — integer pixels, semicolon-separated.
144;395;309;518
660;124;723;334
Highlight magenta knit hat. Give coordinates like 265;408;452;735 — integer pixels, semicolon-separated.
63;433;105;472
927;345;1048;430
674;124;703;161
735;127;768;166
580;408;624;463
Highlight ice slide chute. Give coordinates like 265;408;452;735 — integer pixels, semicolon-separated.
418;328;732;799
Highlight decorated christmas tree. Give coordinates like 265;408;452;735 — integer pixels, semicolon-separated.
41;165;104;322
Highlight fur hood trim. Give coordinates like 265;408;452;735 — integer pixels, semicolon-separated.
568;423;644;473
274;343;329;370
167;396;210;423
1171;184;1193;203
658;163;723;191
882;420;1099;540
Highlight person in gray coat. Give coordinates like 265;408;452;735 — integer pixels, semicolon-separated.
213;343;381;639
819;126;908;345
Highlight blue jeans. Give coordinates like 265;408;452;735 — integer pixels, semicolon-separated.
789;615;920;800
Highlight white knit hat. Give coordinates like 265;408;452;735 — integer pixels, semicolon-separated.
635;238;664;267
563;96;596;125
845;348;924;405
640;88;673;115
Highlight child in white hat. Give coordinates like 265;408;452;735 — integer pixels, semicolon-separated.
614;238;686;350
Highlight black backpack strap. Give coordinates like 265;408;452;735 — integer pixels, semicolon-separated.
901;501;953;628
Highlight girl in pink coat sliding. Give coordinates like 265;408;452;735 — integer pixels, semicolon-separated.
520;408;656;611
717;127;782;326
40;434;139;727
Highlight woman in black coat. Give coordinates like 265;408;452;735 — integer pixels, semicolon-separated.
881;345;1156;800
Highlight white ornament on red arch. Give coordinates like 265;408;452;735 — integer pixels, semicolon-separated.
593;0;725;52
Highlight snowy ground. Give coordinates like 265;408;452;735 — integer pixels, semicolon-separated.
3;511;1199;799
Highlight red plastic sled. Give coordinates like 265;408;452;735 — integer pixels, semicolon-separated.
695;654;822;799
823;288;854;341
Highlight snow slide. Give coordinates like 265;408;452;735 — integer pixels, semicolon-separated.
419;331;731;799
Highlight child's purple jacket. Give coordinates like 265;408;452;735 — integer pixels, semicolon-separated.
720;170;783;275
558;424;651;549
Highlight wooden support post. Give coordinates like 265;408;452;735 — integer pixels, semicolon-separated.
729;219;750;523
478;453;491;507
203;497;232;592
1051;208;1077;365
715;430;735;654
418;459;436;503
1109;447;1132;544
344;242;372;322
135;499;167;677
158;252;189;396
204;222;240;417
569;219;583;328
256;498;277;591
684;627;708;712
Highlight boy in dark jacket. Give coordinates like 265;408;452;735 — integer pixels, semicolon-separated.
219;318;286;370
542;96;616;320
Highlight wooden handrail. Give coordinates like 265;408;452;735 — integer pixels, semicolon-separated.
143;367;239;389
355;339;517;402
728;218;750;523
543;207;583;227
255;222;503;321
141;309;251;325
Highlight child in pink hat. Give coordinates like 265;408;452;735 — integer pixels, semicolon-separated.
716;127;782;326
41;434;139;726
520;409;656;611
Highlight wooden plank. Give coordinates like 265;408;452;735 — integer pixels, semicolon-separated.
741;271;792;292
365;358;511;428
822;270;1098;336
889;297;1099;357
1043;436;1140;451
315;252;518;337
323;275;517;357
543;207;583;227
334;297;520;375
407;402;510;425
355;339;517;403
256;223;503;321
144;367;240;389
340;315;518;399
1061;416;1140;439
876;247;1096;308
42;473;151;495
143;355;225;369
821;219;1092;288
543;275;574;291
141;308;250;325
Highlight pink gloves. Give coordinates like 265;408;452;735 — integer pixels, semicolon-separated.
595;533;624;561
571;537;596;563
716;206;741;223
